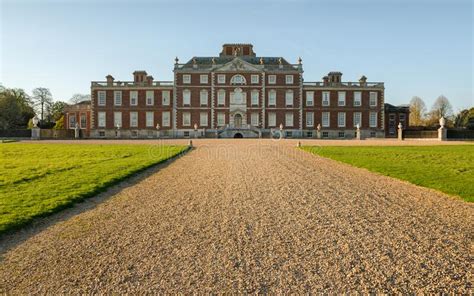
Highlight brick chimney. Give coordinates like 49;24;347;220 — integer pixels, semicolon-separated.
133;71;147;84
106;75;114;86
146;75;154;86
322;76;329;86
328;72;342;85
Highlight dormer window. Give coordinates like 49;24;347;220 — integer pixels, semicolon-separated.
230;74;246;85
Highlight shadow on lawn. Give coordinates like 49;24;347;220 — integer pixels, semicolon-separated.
0;146;192;256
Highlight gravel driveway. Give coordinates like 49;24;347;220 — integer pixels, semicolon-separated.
1;140;472;293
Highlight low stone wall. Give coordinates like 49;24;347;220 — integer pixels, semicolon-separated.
39;129;75;139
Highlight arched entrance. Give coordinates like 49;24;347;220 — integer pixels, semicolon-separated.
234;114;242;128
234;132;243;138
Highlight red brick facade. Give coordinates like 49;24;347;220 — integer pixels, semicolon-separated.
89;44;390;138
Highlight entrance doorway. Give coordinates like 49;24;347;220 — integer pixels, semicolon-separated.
234;114;242;128
234;133;243;138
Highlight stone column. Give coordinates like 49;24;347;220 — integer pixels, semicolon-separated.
31;116;40;140
31;127;40;140
316;124;321;139
74;123;80;139
438;117;447;141
397;123;403;141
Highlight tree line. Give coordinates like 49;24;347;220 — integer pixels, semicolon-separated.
0;85;90;130
409;95;473;129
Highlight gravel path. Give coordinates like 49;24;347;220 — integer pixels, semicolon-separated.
1;140;473;293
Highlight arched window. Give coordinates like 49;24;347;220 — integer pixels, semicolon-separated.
230;74;246;85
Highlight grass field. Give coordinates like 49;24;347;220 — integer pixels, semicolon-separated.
0;143;188;234
302;145;474;202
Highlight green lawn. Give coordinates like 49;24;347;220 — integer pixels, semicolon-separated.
301;145;474;202
0;143;188;234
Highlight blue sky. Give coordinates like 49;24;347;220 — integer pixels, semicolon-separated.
1;0;472;111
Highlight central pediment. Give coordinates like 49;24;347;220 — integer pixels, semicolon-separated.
214;57;261;72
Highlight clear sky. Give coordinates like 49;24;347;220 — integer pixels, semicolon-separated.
1;0;472;111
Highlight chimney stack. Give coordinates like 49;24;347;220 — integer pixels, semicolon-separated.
322;76;329;86
146;75;154;86
106;75;115;86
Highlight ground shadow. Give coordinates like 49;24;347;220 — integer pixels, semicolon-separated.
0;147;192;256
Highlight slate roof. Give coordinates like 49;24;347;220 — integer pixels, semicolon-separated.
179;56;299;71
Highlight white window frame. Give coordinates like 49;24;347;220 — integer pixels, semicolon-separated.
322;91;330;106
183;89;191;106
251;74;259;84
322;112;330;127
217;74;225;84
114;91;122;106
146;91;154;106
268;75;276;84
200;90;208;106
268;90;276;106
200;112;208;127
130;111;138;128
162;90;170;106
80;113;86;128
183;112;191;126
114;111;122;128
306;112;314;127
200;75;208;84
285;112;294;127
251;112;259;126
354;91;362;107
306;91;314;106
217;112;225;126
68;114;76;129
217;90;225;106
268;112;276;127
370;112;378;127
285;90;294;106
129;91;138;106
338;112;346;127
162;111;170;127
251;90;259;106
98;112;106;128
370;92;378;107
353;112;362;127
146;111;154;127
98;91;106;106
183;74;191;84
285;75;294;84
338;91;346;106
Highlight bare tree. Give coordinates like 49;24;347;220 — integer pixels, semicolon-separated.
32;88;53;122
409;96;426;126
431;95;453;119
69;93;91;104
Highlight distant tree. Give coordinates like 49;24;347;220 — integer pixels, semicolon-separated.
69;93;90;104
27;118;34;129
454;108;474;129
32;88;53;122
432;95;453;119
409;96;426;126
426;95;454;127
54;115;65;129
0;87;35;129
51;101;67;121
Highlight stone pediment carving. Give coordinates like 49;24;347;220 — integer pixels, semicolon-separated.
215;58;261;72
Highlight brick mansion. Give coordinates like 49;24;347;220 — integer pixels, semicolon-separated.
65;43;409;138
